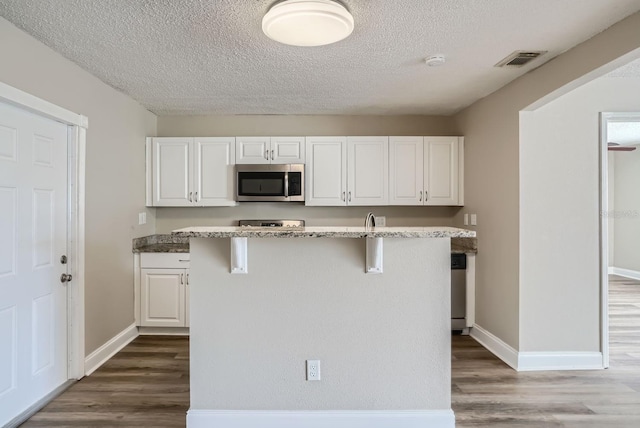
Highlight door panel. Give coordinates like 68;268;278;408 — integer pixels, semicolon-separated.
305;137;347;206
347;137;389;205
389;137;423;205
194;138;236;206
0;101;68;426
424;137;459;206
152;138;192;206
236;137;270;164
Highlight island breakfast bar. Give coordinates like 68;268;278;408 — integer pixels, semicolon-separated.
173;226;476;428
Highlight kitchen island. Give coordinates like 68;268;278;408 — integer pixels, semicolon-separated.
173;226;475;428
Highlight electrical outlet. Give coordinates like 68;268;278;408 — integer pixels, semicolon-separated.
376;216;386;227
306;360;321;381
463;213;469;226
470;214;477;226
138;212;146;225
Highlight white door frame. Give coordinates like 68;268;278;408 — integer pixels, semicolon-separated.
0;81;87;380
600;111;640;369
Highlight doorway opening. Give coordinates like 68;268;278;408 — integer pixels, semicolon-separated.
600;112;640;368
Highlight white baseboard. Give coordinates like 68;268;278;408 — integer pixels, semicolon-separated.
138;326;189;336
517;352;603;371
187;410;455;428
84;323;138;376
470;324;518;370
609;267;640;281
471;324;605;371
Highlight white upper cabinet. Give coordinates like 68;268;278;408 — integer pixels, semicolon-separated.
147;137;236;207
193;137;236;206
389;137;424;205
236;136;305;164
305;137;347;206
347;137;389;205
389;136;464;206
305;136;388;206
149;137;192;207
424;137;460;206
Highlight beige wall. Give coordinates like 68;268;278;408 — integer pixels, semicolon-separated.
190;237;451;410
613;140;640;272
156;115;461;232
454;11;640;352
0;17;157;355
158;114;457;137
520;77;640;352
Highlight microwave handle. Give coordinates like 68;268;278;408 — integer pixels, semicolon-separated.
284;172;289;197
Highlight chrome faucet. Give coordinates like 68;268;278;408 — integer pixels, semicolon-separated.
364;212;376;230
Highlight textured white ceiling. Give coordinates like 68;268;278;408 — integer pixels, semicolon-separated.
1;0;640;116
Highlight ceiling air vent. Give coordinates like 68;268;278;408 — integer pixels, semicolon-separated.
495;51;547;68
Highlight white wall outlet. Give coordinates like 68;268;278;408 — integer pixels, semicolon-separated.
138;212;146;225
470;214;477;226
376;216;386;227
306;360;321;381
463;213;469;226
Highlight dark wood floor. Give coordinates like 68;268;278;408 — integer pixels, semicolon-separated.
20;336;189;427
21;276;640;427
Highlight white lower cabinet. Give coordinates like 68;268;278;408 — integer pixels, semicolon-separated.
138;253;190;328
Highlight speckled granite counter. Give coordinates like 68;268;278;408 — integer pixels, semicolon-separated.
132;234;189;253
133;232;477;253
172;226;475;239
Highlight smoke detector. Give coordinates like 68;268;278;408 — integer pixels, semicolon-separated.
425;55;446;67
495;51;547;68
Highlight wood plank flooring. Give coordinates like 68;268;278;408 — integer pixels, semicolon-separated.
20;336;189;427
21;275;640;427
453;275;640;427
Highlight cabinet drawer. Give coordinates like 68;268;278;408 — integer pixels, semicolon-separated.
140;252;190;268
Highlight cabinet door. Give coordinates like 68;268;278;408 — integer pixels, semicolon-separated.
305;137;347;206
389;137;424;205
151;138;193;206
236;137;270;164
347;137;389;205
193;137;237;206
424;137;459;206
271;137;305;164
140;268;186;327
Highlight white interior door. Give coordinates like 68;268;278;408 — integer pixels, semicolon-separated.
0;101;69;425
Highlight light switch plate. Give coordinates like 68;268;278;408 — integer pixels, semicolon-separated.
470;214;477;226
463;213;469;226
138;212;146;225
376;216;386;227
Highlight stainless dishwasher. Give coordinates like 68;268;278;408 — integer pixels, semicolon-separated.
451;253;467;333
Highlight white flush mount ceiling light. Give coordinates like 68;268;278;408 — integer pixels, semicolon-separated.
262;0;354;47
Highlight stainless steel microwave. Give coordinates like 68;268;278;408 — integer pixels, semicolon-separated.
236;164;304;202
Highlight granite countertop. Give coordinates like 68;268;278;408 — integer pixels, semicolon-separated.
171;226;476;239
132;234;189;253
134;230;477;253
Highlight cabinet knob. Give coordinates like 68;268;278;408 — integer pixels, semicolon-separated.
189;192;193;203
342;191;345;201
419;191;423;202
348;191;351;202
271;149;274;160
60;273;72;283
265;150;269;160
